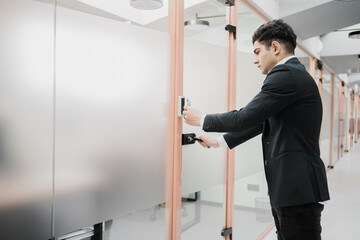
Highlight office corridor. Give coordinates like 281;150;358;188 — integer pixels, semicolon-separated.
264;142;360;240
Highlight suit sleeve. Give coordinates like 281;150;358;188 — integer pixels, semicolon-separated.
203;65;298;133
223;123;263;149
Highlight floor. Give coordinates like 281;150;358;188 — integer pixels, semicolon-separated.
104;142;360;240
264;141;360;240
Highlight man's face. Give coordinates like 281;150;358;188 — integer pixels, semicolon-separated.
253;40;277;75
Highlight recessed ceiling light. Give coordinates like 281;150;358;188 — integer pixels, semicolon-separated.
130;0;163;10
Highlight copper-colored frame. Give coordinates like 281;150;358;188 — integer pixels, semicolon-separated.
350;90;355;148
167;1;184;239
318;68;323;147
309;57;316;79
337;80;345;159
344;86;349;152
328;73;335;168
340;84;346;157
223;2;237;240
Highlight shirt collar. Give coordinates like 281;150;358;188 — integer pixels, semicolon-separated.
275;55;296;67
268;55;296;74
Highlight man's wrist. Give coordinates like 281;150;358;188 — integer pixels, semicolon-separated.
200;114;206;128
217;136;229;148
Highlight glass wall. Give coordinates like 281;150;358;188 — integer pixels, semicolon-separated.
54;1;170;239
0;0;54;239
320;68;333;167
333;78;340;165
233;3;270;239
181;0;228;239
1;0;171;239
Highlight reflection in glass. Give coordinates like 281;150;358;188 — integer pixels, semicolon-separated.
103;204;166;240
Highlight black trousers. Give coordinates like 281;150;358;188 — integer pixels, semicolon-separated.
271;202;324;240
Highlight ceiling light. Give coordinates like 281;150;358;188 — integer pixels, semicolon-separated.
348;30;360;39
130;0;163;10
184;19;210;30
184;14;210;30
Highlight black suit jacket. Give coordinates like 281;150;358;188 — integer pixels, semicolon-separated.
203;58;330;208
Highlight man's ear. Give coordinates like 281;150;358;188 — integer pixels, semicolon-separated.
271;41;281;55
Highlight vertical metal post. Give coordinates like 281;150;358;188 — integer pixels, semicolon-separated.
350;90;355;147
337;80;342;161
318;69;323;96
309;57;316;79
344;86;349;152
318;68;322;148
167;1;184;240
223;1;237;240
328;74;335;168
339;82;345;157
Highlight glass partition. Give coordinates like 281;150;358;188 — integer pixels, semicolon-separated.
233;3;271;239
181;0;229;238
332;78;340;165
0;0;54;239
54;1;170;238
320;68;333;167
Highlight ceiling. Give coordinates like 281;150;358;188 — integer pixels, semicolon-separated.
280;0;360;89
50;0;360;90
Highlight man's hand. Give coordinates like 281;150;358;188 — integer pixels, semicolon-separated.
183;106;202;126
197;135;219;148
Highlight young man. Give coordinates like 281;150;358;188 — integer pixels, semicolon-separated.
183;19;330;240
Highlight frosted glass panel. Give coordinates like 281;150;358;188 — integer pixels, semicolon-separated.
182;39;227;195
54;6;170;236
0;0;54;239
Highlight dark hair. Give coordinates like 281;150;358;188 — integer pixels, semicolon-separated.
252;19;297;54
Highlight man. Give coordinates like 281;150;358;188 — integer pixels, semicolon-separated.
183;19;330;240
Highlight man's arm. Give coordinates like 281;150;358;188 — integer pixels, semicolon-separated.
223;123;263;149
196;123;263;149
203;66;298;133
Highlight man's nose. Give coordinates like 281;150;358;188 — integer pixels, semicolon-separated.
253;58;258;64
